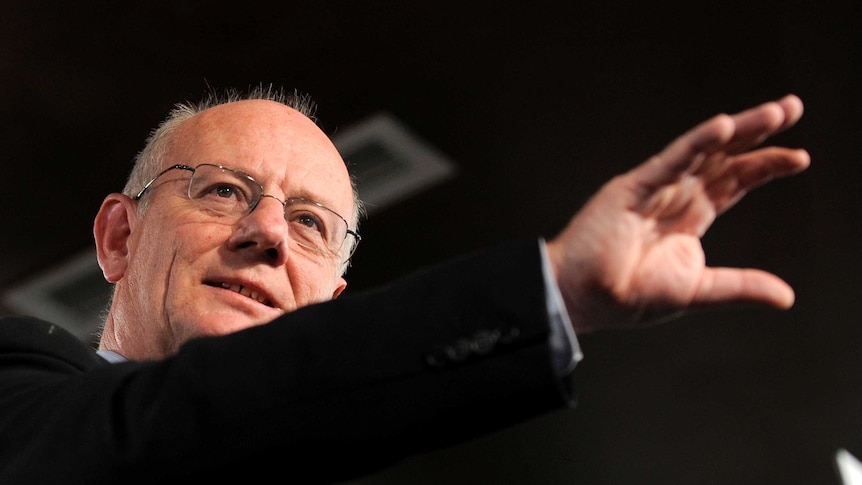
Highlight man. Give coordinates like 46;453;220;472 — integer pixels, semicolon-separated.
0;87;809;483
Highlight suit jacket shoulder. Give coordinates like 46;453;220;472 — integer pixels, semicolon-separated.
0;315;105;371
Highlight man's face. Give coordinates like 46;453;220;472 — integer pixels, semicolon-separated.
110;100;354;358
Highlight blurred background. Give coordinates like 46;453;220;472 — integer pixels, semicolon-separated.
1;0;860;483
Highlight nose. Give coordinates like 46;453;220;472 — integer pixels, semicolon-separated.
225;195;289;267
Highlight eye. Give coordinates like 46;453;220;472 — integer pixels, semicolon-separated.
193;181;251;206
290;211;326;234
189;169;255;206
210;183;242;200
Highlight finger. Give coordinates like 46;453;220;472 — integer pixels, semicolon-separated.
693;267;796;310
729;146;810;188
704;146;811;214
724;94;803;155
632;113;735;188
776;94;804;132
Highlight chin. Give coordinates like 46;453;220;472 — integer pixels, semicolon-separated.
217;314;273;336
180;313;265;341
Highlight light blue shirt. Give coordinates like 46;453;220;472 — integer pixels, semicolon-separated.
539;239;583;374
97;349;126;363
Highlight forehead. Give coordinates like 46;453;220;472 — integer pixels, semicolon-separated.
169;99;353;213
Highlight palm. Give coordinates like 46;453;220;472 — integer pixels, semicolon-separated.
548;96;809;333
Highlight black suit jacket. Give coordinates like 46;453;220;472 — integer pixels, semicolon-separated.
0;240;576;484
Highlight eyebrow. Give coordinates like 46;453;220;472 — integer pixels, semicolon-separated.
222;162;349;219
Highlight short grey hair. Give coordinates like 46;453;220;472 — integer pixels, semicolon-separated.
123;84;364;273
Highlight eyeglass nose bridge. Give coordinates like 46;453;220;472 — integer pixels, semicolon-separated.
255;193;288;213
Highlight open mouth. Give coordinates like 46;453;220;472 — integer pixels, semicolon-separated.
205;281;275;308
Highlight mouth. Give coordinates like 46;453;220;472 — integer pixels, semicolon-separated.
205;281;276;308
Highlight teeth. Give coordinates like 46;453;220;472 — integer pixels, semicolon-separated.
218;282;269;305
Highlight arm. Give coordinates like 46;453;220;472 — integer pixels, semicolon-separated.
0;240;569;484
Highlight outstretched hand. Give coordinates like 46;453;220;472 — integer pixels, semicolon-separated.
546;95;810;333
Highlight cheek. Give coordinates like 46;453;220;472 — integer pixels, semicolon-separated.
286;259;340;304
131;218;225;293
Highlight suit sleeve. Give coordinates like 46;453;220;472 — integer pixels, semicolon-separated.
0;239;576;484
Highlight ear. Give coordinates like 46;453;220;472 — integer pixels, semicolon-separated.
93;193;136;283
331;277;347;299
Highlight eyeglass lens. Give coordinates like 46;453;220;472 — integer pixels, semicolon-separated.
188;164;351;258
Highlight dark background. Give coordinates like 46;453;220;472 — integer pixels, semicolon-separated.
1;1;861;483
